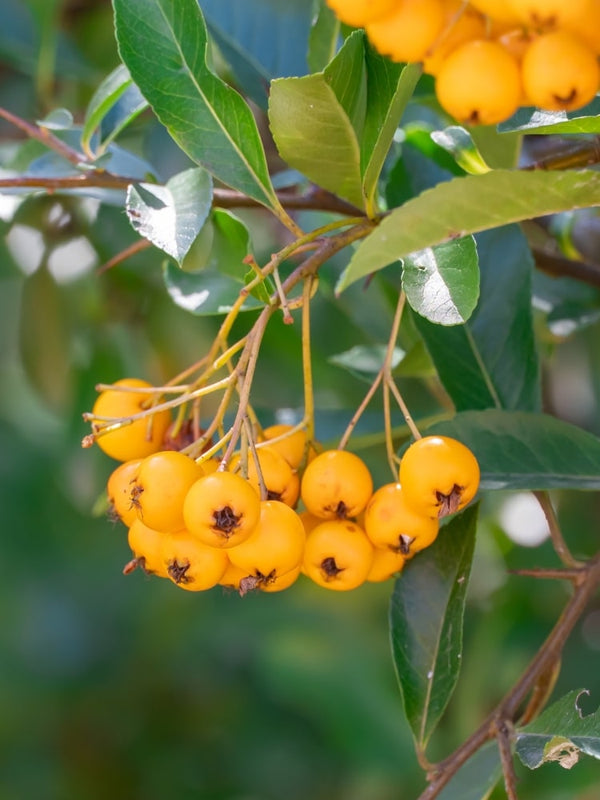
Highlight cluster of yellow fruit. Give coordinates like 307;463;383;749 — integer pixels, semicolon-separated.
92;379;480;596
326;0;600;124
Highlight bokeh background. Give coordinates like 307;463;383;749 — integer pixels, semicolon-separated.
1;1;600;798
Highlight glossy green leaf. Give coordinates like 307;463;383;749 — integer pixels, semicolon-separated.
415;225;540;412
206;208;251;279
201;0;314;110
329;344;404;380
390;505;478;748
516;690;600;769
269;31;366;209
337;169;600;291
430;126;490;175
436;742;502;800
423;409;600;490
126;168;213;264
163;261;261;315
361;57;422;214
307;0;340;73
81;64;148;158
402;235;479;325
499;99;600;134
37;108;73;131
113;0;280;212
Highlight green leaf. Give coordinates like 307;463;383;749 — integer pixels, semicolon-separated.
81;64;148;158
390;505;478;748
430;126;491;175
126;168;213;264
337;169;600;291
436;742;502;800
307;0;340;73
423;409;600;490
37;108;74;131
402;236;479;325
499;99;600;134
361;57;422;214
201;0;314;110
113;0;280;212
516;690;600;770
415;225;540;412
329;344;404;381
269;31;366;209
206;208;251;279
163;261;261;315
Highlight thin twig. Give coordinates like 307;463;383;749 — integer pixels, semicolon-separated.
533;491;582;569
495;720;519;800
508;567;583;582
0;105;86;165
97;239;151;274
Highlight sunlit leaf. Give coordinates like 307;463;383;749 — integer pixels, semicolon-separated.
430;126;490;175
163;261;261;315
499;99;600;134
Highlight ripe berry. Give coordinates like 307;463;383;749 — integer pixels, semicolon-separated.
367;547;406;583
423;1;487;75
127;518;169;577
160;530;228;591
261;424;307;470
131;450;204;533
507;0;594;31
91;378;171;462
364;483;439;555
399;435;480;518
230;446;299;507
107;458;142;527
300;449;373;520
435;39;522;124
521;31;600;111
468;0;521;23
303;519;374;591
325;0;399;28
183;471;261;548
366;0;445;63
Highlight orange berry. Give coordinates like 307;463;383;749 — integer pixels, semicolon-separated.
183;471;261;549
364;483;440;555
261;424;307;470
366;0;446;63
160;529;228;591
435;39;522;124
507;0;594;31
131;450;204;533
325;0;399;28
230;446;299;507
468;0;521;23
399;435;480;519
367;547;407;582
91;378;171;462
424;1;487;75
107;458;142;527
303;519;374;591
127;518;169;577
521;31;600;111
300;449;373;520
565;0;600;53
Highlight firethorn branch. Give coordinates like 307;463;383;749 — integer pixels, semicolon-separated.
417;551;600;800
495;720;519;800
533;491;583;569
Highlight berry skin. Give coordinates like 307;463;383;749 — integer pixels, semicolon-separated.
183;471;261;549
107;458;142;527
436;39;522;125
566;0;600;54
399;435;480;519
91;378;172;462
507;0;594;31
325;0;399;28
367;547;406;583
303;519;374;591
261;424;307;470
423;1;487;75
160;529;228;591
230;446;299;507
521;31;600;112
228;501;306;594
127;519;169;577
467;0;520;23
364;483;439;555
300;449;373;520
131;450;204;533
366;0;445;63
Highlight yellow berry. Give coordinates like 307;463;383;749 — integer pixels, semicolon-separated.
364;483;439;555
303;519;374;591
325;0;399;28
300;449;373;520
507;0;594;31
366;0;446;63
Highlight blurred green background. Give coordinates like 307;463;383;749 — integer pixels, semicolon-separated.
1;2;599;798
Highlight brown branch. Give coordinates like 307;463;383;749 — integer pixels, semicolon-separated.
522;136;600;172
534;491;582;569
417;552;600;800
495;720;519;800
97;239;151;274
508;567;583;582
0;105;86;166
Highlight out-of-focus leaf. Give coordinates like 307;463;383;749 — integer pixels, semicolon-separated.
206;208;251;279
163;261;261;315
81;64;148;158
37;108;73;130
337;169;600;291
307;0;339;73
201;0;314;110
430;126;490;175
390;505;478;748
329;344;404;380
423;409;600;490
269;31;366;209
499;100;600;134
402;235;479;325
126;168;213;264
415;225;540;412
435;742;502;800
114;0;281;214
516;690;600;769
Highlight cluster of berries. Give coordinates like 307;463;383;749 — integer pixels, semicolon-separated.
326;0;600;124
93;379;480;596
